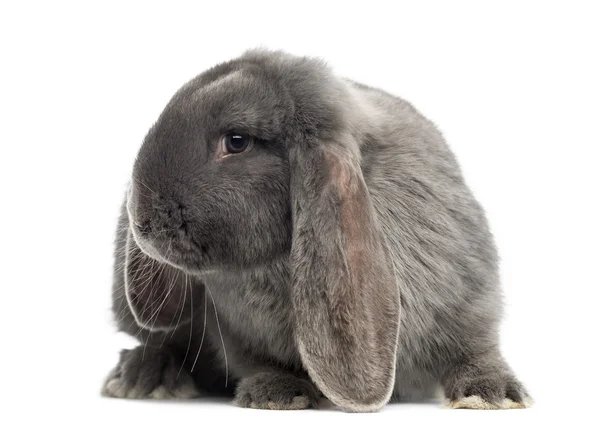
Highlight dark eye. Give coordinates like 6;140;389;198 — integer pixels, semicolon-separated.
221;133;254;154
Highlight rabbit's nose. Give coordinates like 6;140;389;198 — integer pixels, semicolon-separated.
151;195;187;232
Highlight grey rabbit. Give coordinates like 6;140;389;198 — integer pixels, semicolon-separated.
102;49;530;412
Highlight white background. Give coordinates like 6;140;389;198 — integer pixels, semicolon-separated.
1;1;598;427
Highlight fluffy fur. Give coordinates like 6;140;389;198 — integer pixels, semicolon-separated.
103;50;529;412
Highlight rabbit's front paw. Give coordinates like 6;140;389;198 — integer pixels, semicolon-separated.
102;346;200;399
234;372;320;410
444;374;532;410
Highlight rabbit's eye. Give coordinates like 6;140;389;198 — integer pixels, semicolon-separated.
221;133;254;155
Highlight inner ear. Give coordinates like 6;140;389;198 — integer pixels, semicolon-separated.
124;230;196;331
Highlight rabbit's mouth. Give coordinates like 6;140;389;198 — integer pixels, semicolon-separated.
129;220;208;273
125;183;213;272
126;218;206;278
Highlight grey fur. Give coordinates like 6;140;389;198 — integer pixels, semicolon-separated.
103;50;528;411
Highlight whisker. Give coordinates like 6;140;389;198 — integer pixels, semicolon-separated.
159;272;185;348
171;276;188;338
134;239;174;337
191;286;208;373
123;258;160;331
143;262;179;354
207;286;228;387
178;275;193;379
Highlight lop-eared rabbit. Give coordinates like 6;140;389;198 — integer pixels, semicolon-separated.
103;50;530;412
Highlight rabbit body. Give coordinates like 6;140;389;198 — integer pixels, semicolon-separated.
104;50;528;411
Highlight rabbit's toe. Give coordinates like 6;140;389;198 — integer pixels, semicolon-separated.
101;346;200;400
234;372;319;410
444;375;532;410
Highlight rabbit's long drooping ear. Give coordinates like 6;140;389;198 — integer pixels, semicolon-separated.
124;230;194;331
289;135;401;412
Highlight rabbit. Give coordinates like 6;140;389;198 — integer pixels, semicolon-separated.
102;49;530;412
